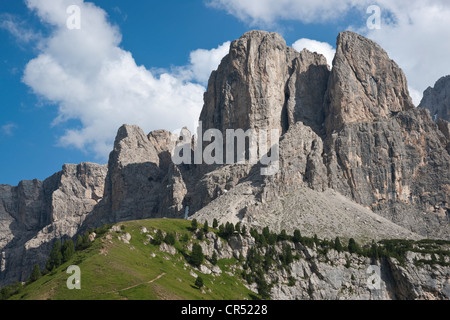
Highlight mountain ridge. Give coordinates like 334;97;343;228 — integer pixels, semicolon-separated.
1;30;449;290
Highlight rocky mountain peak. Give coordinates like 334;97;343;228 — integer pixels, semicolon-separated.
111;124;159;167
325;31;414;132
419;75;450;122
1;30;449;289
199;28;331;170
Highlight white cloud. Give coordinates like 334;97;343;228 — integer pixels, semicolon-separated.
0;13;42;44
20;0;229;159
364;1;450;106
210;0;450;105
187;42;231;84
292;38;335;67
207;0;361;26
174;41;231;85
2;123;18;136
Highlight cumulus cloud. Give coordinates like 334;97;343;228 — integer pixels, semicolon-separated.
364;1;450;105
172;41;231;86
210;0;450;105
20;0;229;159
181;41;231;85
292;38;336;67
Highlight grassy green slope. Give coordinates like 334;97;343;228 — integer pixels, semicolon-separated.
10;219;254;300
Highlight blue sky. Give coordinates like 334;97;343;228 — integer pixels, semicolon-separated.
1;0;449;186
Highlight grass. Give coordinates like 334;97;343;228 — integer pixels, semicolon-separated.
7;219;448;300
7;219;255;300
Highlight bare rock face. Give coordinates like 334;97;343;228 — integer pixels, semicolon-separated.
201;30;329;138
419;75;450;122
324;31;414;132
321;32;450;237
148;129;177;171
201;31;293;135
286;49;330;134
103;125;163;222
1;30;450;289
0;162;107;286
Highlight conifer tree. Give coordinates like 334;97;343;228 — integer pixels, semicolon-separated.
62;239;75;262
46;241;63;271
28;264;42;283
191;243;204;267
334;237;343;252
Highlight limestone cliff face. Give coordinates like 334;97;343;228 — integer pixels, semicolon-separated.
201;30;330;138
324;31;414;132
1;30;449;291
0;163;107;286
419;75;450;122
201;31;295;135
322;32;449;237
104;125;162;221
195;30;449;239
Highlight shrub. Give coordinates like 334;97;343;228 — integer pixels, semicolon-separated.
278;230;289;242
313;234;320;247
334;237;343;252
345;257;351;269
235;222;241;234
76;232;91;251
195;276;204;289
181;233;189;243
288;276;296;287
211;251;218;265
164;233;176;246
348;238;361;255
191;219;198;231
280;244;294;267
0;281;22;300
293;230;302;244
153;229;164;245
76;235;83;250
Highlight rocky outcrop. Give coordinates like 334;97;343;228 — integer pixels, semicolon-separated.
182;226;450;300
194;30;449;240
324;31;414;132
419;75;450;122
286;49;330;134
200;30;330;151
1;30;449;291
0;163;107;286
201;31;295;136
321;32;449;237
269;244;450;300
103;125;164;222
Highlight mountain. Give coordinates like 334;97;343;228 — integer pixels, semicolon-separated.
4;219;449;300
418;75;450;153
419;75;450;122
1;30;449;293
